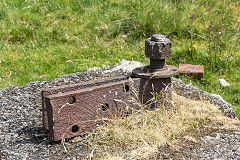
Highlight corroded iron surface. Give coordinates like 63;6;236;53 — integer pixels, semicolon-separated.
145;34;171;60
139;77;172;108
132;65;178;79
43;78;140;141
133;34;178;106
42;34;179;141
179;64;204;79
41;76;128;132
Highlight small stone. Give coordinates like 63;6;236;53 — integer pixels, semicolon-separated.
87;67;101;72
104;59;144;74
219;79;230;87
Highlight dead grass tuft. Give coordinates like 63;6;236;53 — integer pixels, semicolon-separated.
65;93;237;159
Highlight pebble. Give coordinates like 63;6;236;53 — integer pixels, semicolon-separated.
219;78;231;87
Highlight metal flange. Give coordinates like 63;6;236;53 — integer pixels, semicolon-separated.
132;65;178;79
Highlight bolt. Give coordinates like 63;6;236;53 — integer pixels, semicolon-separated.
151;34;166;42
132;34;178;108
145;34;171;71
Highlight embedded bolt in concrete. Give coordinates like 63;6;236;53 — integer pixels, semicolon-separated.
42;34;179;141
132;34;178;108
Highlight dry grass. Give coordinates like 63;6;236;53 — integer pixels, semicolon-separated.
64;93;237;159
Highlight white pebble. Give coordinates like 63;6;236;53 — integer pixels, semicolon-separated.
219;79;230;87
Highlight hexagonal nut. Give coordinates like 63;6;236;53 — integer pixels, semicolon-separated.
145;35;171;59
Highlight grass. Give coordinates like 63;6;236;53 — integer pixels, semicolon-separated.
63;93;237;159
0;0;239;116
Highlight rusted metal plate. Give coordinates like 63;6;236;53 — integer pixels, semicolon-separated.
41;76;129;132
44;78;140;141
179;64;204;79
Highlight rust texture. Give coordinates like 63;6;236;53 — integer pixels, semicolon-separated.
132;34;179;107
145;34;171;60
44;78;140;141
42;34;179;141
41;76;128;132
179;64;204;79
139;78;172;108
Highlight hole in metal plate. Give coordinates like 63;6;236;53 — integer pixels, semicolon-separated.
101;103;109;111
72;125;79;133
68;96;76;104
123;84;130;92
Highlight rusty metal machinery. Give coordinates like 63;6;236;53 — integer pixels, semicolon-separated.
41;34;178;141
132;34;178;107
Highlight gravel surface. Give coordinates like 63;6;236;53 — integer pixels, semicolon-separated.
172;78;236;119
156;129;240;159
0;61;239;159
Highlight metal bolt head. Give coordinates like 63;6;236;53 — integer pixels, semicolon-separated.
151;34;166;42
145;34;171;59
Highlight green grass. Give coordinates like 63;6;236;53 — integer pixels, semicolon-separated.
0;0;239;116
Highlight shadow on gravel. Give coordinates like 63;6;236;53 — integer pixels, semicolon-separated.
16;126;51;145
16;126;73;146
